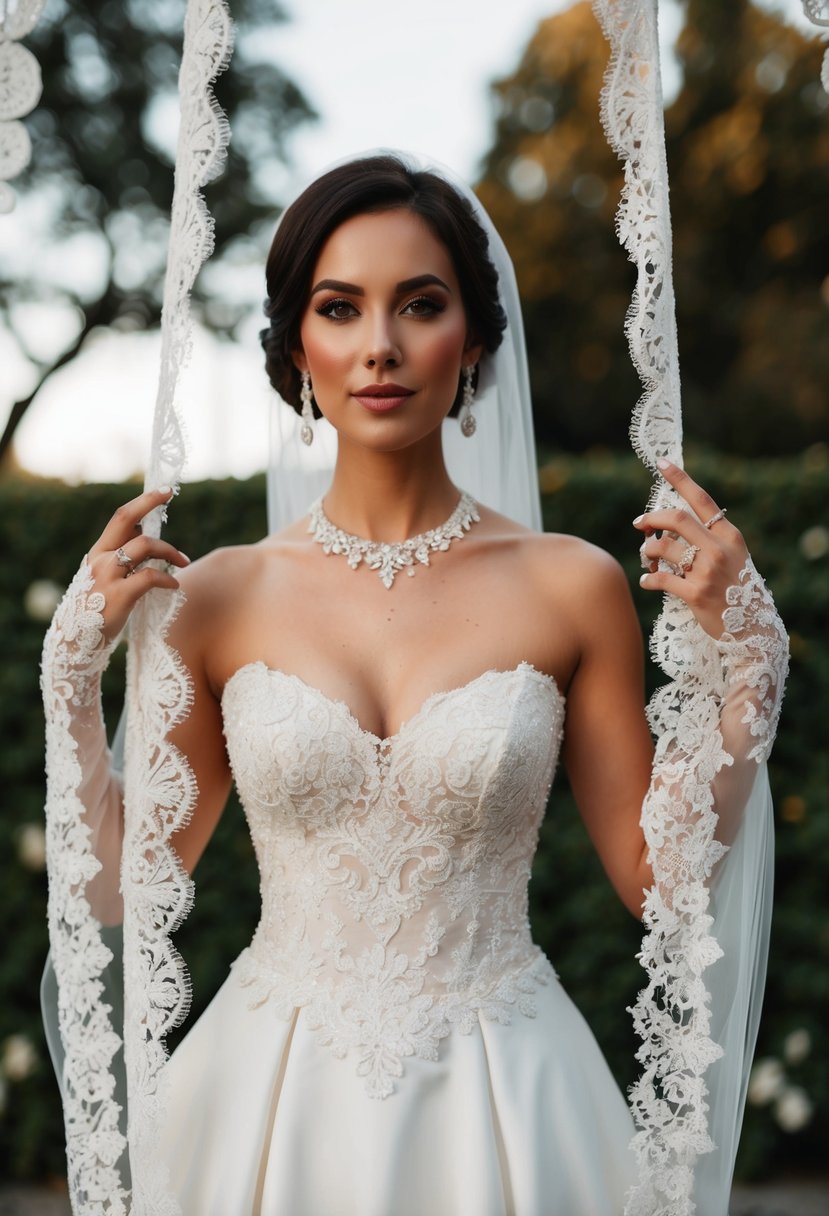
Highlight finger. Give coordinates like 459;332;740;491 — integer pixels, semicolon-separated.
654;458;721;527
633;507;710;545
111;537;190;572
123;565;182;594
641;535;700;570
639;567;694;600
93;486;176;554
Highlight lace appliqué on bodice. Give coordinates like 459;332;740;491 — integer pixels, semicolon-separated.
221;663;565;1099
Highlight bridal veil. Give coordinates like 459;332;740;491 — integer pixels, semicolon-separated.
34;1;816;1212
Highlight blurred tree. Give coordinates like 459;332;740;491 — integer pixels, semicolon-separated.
0;0;314;465
476;0;829;454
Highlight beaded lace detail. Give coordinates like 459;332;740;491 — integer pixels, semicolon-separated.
308;491;480;588
221;662;564;1099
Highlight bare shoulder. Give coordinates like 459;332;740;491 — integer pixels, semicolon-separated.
175;542;261;607
478;506;629;603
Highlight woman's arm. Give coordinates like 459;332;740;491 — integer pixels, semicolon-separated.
559;549;655;918
560;462;787;921
41;488;230;924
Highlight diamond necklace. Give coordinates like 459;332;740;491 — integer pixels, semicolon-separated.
308;491;480;589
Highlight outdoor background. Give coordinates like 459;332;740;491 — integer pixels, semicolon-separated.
1;0;827;1197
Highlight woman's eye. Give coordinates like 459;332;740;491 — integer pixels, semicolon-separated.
316;298;358;320
402;296;444;317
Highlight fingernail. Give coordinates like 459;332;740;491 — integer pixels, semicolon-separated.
656;458;671;470
632;514;645;525
158;484;173;495
639;573;649;585
179;553;191;564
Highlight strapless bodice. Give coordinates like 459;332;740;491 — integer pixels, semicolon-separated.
221;661;566;1098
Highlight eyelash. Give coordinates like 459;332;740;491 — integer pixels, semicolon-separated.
314;295;446;321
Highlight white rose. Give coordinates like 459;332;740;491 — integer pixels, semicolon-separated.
23;579;64;622
783;1028;812;1066
17;823;47;871
2;1034;38;1082
747;1056;785;1106
774;1085;813;1133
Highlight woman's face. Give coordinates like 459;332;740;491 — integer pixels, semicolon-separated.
293;208;482;451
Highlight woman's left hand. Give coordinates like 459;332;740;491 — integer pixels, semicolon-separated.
633;458;749;640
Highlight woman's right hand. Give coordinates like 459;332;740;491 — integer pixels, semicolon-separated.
86;487;191;644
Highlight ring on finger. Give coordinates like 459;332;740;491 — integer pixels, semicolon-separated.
115;546;136;576
703;507;727;529
678;543;700;574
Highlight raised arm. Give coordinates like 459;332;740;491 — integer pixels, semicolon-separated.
40;487;229;924
562;462;787;921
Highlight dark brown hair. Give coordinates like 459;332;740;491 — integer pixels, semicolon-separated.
260;154;507;417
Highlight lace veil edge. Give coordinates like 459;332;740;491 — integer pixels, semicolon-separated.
41;3;233;1212
592;4;784;1213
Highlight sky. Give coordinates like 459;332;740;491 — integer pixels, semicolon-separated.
1;0;822;483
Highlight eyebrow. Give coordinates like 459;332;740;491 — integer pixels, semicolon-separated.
310;274;452;297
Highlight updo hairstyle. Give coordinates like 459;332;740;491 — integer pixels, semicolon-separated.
260;155;507;418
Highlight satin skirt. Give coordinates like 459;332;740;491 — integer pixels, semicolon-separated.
162;963;636;1216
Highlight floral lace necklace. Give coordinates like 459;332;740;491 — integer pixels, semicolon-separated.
308;491;480;589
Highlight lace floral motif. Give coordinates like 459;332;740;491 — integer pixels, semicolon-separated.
626;563;787;1216
65;4;229;1211
592;5;789;1211
222;663;564;1100
592;0;683;490
0;0;46;213
41;563;128;1212
801;2;829;93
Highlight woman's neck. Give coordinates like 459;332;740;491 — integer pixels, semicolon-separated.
322;436;460;543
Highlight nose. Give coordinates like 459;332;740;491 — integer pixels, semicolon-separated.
365;315;401;369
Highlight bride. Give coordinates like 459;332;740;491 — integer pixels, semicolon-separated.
42;154;787;1215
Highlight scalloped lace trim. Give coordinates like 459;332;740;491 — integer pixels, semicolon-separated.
41;562;128;1210
626;564;787;1216
801;2;829;94
120;4;233;1213
0;1;46;213
592;4;790;1212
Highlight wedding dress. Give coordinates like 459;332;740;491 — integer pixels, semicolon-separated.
160;662;637;1215
35;0;807;1211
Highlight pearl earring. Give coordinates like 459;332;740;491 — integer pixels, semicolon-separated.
459;365;476;438
300;370;314;446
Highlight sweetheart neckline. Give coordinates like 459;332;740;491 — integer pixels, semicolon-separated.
222;660;564;747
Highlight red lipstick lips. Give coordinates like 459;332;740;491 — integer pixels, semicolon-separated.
352;383;415;413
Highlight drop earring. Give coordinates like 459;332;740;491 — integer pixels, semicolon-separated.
300;370;315;446
459;365;476;438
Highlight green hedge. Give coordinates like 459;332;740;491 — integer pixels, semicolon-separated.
0;449;826;1183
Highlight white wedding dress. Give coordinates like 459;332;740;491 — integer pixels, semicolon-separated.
161;660;637;1215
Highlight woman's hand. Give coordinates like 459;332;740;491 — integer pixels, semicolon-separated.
86;487;191;644
633;459;749;640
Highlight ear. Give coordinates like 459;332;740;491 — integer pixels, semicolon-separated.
463;337;484;367
291;348;308;374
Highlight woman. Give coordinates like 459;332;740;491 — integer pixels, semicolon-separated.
42;155;787;1215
